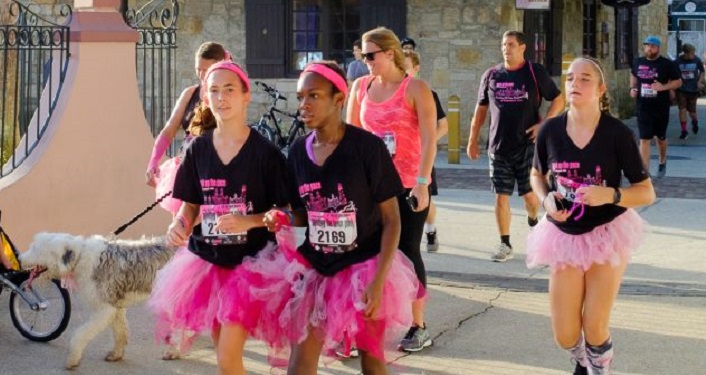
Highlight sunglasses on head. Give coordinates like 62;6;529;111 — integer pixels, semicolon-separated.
362;49;386;61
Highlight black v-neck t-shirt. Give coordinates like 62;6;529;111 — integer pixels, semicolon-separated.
533;112;648;235
287;125;404;276
173;130;289;268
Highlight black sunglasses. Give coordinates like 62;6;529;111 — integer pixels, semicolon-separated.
362;49;386;61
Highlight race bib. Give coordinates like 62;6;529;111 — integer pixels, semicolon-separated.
682;71;695;80
641;83;657;98
308;211;357;247
201;203;247;244
379;131;396;156
556;183;578;202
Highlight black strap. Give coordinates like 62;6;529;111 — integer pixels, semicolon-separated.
112;191;172;236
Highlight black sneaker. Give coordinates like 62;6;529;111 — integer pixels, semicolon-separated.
528;216;539;228
694;122;700;135
657;162;667;179
679;130;689;140
573;362;588;375
426;231;439;253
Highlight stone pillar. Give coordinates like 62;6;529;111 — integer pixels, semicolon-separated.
0;0;171;249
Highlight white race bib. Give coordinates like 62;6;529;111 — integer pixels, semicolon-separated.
308;211;357;247
641;83;657;98
682;71;695;80
201;203;247;244
380;131;396;156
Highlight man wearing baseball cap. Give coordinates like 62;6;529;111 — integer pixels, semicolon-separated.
401;37;416;51
630;35;682;178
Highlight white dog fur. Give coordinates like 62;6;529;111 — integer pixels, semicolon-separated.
20;232;177;369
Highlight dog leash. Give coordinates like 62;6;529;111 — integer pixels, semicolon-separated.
112;191;172;236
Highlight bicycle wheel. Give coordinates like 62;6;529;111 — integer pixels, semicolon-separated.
9;278;71;342
253;123;275;143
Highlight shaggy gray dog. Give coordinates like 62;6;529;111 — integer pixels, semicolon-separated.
21;232;177;369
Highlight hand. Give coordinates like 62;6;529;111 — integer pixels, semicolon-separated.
630;88;638;99
263;209;290;232
525;123;541;142
363;278;384;319
215;213;250;234
652;82;668;92
166;218;189;247
574;185;612;207
410;184;430;212
467;141;480;160
145;167;159;188
543;192;571;222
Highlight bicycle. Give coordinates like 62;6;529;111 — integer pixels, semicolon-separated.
250;81;307;152
0;210;71;342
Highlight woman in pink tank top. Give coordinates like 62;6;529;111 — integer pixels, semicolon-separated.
346;27;437;352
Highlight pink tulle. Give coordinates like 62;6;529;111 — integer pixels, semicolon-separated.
155;157;182;214
228;227;420;366
147;245;276;351
526;209;647;271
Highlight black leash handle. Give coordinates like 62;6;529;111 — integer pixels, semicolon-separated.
113;191;172;236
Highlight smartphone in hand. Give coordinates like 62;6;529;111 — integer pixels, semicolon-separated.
406;195;418;210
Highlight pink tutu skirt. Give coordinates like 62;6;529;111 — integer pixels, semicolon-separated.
155;157;182;215
229;228;420;365
526;209;647;271
147;245;276;350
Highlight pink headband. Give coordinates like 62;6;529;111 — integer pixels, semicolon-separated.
204;61;251;92
302;63;348;98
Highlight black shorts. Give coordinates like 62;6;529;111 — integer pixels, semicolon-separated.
489;145;534;196
676;91;698;113
430;167;438;196
397;190;429;287
637;105;669;140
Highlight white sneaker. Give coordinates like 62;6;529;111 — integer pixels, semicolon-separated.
491;243;513;262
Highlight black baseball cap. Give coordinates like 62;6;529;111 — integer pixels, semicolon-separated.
401;37;416;49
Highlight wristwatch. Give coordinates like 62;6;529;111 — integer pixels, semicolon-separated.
612;187;622;205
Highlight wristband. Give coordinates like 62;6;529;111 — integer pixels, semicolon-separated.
273;209;294;226
416;176;429;185
148;134;171;170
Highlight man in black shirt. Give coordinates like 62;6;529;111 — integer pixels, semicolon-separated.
630;35;682;178
467;30;564;262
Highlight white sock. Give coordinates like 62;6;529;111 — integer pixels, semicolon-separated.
424;223;436;233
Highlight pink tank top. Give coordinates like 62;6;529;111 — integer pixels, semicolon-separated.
358;75;420;188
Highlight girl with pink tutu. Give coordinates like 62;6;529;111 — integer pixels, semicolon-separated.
527;57;655;375
145;42;230;214
258;61;419;374
148;61;289;374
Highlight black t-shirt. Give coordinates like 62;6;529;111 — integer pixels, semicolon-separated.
533;112;648;235
287;125;404;276
432;90;446;121
674;55;704;93
181;84;201;131
478;61;561;155
173;130;289;268
631;56;681;108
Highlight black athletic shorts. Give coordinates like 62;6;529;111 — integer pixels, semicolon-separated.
489;144;534;196
637;105;670;140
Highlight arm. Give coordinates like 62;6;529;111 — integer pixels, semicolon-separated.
346;78;363;127
630;74;638;98
364;196;401;318
466;104;488;160
575;178;655;208
525;95;565;141
435;117;449;142
409;79;437;211
530;168;571;222
654;78;682;92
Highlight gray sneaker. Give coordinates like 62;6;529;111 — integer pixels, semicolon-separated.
399;325;432;352
491;243;513;262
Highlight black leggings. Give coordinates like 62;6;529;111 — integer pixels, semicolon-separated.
397;190;429;288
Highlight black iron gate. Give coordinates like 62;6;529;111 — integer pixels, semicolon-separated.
122;0;179;148
0;0;71;177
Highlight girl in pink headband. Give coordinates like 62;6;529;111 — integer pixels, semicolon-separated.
148;58;291;373
229;60;420;372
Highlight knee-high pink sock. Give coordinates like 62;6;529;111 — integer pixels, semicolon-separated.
566;333;588;367
680;121;688;132
586;337;613;375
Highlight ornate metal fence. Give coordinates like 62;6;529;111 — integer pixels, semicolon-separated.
122;0;179;151
0;0;71;177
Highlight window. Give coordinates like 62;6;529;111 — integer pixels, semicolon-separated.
614;6;638;69
583;0;597;57
523;0;563;76
246;0;405;79
678;19;706;32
